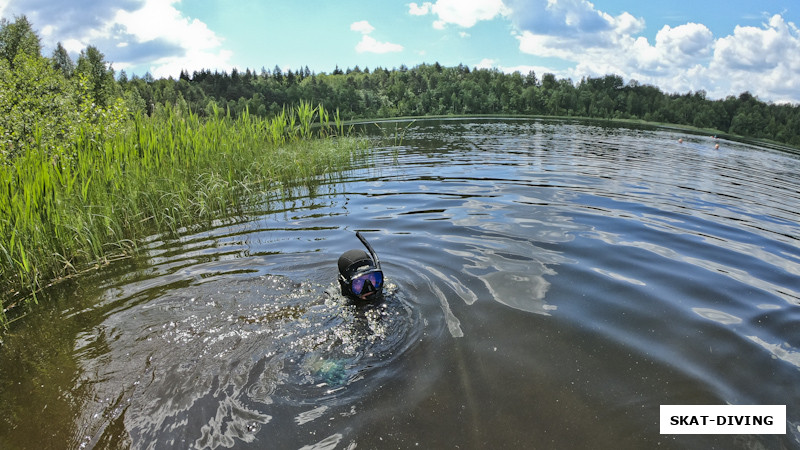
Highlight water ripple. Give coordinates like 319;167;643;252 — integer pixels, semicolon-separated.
3;118;799;449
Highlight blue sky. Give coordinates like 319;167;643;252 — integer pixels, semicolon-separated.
2;0;799;103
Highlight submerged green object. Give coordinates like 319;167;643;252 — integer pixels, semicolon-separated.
309;358;347;386
318;359;347;386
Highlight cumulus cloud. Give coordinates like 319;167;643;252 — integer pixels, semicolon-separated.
112;0;234;77
2;0;140;40
656;23;714;61
1;0;233;78
712;15;799;72
409;0;509;28
476;58;498;69
408;2;432;16
350;20;375;34
709;14;800;102
350;20;403;54
114;1;220;49
511;0;646;59
490;1;800;102
355;35;404;53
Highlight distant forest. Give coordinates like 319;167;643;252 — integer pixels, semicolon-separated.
126;63;800;147
2;15;800;151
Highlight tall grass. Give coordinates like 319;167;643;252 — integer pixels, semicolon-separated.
0;101;368;326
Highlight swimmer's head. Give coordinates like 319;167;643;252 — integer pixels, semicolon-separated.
338;233;384;301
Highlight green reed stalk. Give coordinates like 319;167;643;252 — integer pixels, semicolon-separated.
0;102;368;326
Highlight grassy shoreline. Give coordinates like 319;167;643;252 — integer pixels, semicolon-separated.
1;102;368;326
4;110;794;327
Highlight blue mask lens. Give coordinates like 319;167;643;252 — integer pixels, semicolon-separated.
350;271;383;295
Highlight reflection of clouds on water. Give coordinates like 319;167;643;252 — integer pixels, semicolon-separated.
432;187;577;316
593;268;646;286
692;307;743;325
425;265;478;306
194;394;272;449
747;336;800;369
481;269;557;315
440;234;562;316
692;309;800;372
430;276;464;338
592;235;800;308
295;405;328;426
298;433;351;450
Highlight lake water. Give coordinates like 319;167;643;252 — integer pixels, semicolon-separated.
1;119;800;449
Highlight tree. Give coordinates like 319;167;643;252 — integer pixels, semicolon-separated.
0;15;41;69
0;52;75;160
76;45;117;108
51;42;75;78
524;70;538;88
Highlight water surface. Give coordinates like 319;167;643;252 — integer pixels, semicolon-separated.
2;119;800;449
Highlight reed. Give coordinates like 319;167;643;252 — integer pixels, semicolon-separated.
0;102;369;326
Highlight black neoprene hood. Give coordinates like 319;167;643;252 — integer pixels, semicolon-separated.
337;249;375;279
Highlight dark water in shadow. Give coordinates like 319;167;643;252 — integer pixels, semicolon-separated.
2;119;800;449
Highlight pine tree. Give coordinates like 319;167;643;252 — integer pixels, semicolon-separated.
51;42;75;78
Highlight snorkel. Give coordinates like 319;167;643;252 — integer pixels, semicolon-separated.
356;231;382;272
338;232;384;301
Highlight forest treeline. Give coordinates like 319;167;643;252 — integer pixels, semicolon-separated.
2;13;800;160
153;64;800;148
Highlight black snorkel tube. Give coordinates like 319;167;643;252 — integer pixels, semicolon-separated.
356;231;381;271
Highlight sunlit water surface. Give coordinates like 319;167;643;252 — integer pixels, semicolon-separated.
2;119;800;449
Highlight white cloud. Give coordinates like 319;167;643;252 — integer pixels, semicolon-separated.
2;0;233;78
502;64;560;77
408;2;433;16
515;20;716;95
350;20;375;35
501;1;800;102
655;23;713;64
144;47;234;79
114;1;220;50
350;19;403;54
708;14;800;102
476;58;497;69
712;15;799;72
475;58;567;80
506;0;630;35
512;1;646;60
61;38;85;54
112;0;233;78
475;58;570;80
408;0;800;102
355;35;404;54
409;0;509;28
